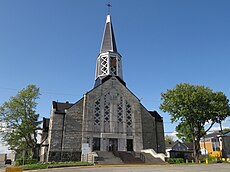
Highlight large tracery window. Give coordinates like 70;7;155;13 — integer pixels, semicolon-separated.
126;101;132;136
117;95;123;133
104;93;110;132
94;99;101;133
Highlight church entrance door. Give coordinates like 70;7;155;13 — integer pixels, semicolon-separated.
108;139;118;151
127;139;133;151
93;138;100;151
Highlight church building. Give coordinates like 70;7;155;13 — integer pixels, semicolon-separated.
40;8;165;162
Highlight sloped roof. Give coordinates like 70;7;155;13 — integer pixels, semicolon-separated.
166;140;193;150
204;131;230;138
52;101;74;114
100;15;117;53
149;111;163;121
184;142;193;150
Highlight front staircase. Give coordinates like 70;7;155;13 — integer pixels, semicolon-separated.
115;151;144;164
95;151;166;164
95;151;124;164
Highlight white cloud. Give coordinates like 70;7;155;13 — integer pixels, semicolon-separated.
209;126;229;133
165;131;178;141
0;122;10;154
37;129;42;144
0;140;9;154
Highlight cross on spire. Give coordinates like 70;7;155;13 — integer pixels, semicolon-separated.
107;0;112;15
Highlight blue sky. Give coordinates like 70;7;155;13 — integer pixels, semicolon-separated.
0;0;230;151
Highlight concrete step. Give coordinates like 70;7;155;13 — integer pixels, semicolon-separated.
96;151;123;164
116;151;144;164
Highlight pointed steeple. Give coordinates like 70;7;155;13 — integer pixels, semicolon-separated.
94;3;124;87
100;15;117;53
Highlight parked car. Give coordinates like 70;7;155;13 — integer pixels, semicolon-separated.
5;159;12;165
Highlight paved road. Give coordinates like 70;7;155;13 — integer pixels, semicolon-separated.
0;162;5;172
38;164;230;172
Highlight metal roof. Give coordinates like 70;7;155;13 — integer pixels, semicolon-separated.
100;15;117;53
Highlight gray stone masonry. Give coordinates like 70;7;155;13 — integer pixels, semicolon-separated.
141;106;157;150
82;76;143;152
62;100;83;152
48;111;64;152
45;76;165;162
156;121;165;153
47;100;84;162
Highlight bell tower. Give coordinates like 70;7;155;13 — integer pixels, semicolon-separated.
94;3;123;87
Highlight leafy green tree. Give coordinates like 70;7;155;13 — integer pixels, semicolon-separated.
222;128;230;133
0;85;41;158
175;121;193;142
160;83;230;162
165;135;174;145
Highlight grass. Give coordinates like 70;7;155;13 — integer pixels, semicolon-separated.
22;162;94;170
23;163;49;170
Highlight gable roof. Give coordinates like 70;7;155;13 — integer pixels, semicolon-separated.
166;140;193;150
94;75;126;88
184;142;193;150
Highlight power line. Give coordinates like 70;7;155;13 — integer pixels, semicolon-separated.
0;87;83;97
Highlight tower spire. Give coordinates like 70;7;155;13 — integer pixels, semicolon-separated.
94;2;124;87
107;0;112;15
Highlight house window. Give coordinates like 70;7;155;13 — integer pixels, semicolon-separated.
211;138;220;151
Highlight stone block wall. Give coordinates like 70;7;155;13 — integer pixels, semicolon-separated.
47;111;65;161
141;106;157;150
47;100;84;162
62;100;83;152
84;77;143;152
61;151;81;161
156;120;165;153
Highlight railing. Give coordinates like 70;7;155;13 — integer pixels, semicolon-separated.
141;149;166;161
140;153;146;162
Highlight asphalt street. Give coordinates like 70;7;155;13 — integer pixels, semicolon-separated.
0;162;5;172
0;164;229;172
37;164;230;172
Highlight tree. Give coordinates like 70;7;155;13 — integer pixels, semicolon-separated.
222;128;230;133
160;83;230;162
0;85;41;158
165;135;174;145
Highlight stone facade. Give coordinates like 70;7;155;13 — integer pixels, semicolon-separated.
39;13;165;162
46;101;83;162
40;76;165;162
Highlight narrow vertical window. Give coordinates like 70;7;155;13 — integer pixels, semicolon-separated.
117;95;123;133
101;56;108;75
94;99;101;133
126;101;132;136
104;93;110;132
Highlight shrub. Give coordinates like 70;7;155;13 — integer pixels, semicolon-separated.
15;158;38;166
167;158;185;164
23;163;48;170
